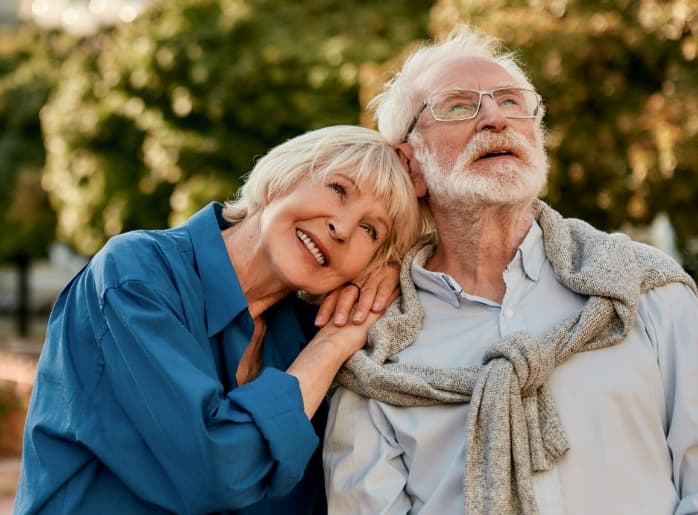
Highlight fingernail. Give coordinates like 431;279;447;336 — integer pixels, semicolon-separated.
334;314;347;326
352;311;364;323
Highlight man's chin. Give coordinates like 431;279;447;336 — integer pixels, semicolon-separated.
460;191;537;207
430;172;544;207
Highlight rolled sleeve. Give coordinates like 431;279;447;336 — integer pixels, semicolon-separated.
227;368;319;495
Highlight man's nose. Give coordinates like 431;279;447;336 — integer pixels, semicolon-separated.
475;94;508;132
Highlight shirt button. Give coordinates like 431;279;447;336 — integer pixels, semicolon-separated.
503;309;514;319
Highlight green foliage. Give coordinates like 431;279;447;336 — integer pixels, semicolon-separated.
0;26;66;261
423;0;698;273
41;0;430;255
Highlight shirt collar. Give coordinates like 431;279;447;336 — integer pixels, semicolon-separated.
185;202;248;337
411;246;462;307
411;221;546;307
516;220;545;282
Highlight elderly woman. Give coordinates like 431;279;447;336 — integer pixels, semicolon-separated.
15;126;421;514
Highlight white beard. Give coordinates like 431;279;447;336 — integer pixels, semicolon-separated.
413;128;548;208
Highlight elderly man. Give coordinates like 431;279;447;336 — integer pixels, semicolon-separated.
323;25;698;515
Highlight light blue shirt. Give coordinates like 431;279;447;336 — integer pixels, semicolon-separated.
16;203;327;515
324;222;698;515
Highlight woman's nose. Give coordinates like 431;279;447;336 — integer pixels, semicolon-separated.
328;220;348;242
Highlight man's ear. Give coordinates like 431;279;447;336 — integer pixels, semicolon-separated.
395;143;428;198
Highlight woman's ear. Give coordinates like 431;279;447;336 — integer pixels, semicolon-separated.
395;143;428;198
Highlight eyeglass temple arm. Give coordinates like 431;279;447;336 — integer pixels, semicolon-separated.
401;103;427;143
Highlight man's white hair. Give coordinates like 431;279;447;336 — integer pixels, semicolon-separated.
370;24;540;144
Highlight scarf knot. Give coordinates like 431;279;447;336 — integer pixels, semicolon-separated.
483;332;555;397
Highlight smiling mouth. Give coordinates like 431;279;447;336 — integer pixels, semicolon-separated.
296;229;328;266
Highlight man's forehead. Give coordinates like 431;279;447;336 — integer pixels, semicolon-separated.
420;56;515;93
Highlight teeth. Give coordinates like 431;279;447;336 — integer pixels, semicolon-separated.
296;229;327;265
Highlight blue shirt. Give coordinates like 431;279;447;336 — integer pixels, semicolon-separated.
16;203;326;514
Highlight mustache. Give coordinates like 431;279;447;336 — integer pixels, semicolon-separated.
452;129;536;169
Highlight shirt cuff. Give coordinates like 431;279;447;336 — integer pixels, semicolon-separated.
229;367;319;496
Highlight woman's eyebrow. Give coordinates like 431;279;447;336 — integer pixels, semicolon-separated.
333;172;357;186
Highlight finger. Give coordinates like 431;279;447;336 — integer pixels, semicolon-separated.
350;282;377;324
369;282;398;313
315;290;339;327
331;285;361;326
369;265;400;313
364;309;383;326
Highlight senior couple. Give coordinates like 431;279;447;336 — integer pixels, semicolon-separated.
16;24;698;515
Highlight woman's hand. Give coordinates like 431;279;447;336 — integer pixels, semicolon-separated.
288;309;381;418
314;263;400;327
312;309;382;358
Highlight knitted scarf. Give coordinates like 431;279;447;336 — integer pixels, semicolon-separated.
334;200;697;515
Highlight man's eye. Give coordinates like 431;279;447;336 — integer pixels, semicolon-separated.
497;91;525;106
446;102;473;113
500;96;521;106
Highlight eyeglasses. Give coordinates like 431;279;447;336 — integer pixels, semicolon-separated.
402;87;542;142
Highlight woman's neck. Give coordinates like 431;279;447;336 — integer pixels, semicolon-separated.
222;214;291;318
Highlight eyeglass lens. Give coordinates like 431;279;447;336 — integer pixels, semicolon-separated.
431;88;538;120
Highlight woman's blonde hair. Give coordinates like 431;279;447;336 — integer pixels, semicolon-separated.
223;125;421;278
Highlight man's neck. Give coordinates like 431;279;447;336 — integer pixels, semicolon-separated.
426;200;535;303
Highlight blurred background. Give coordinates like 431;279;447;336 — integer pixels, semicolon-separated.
0;0;696;510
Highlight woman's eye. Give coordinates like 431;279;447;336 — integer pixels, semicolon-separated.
361;224;378;241
328;182;346;195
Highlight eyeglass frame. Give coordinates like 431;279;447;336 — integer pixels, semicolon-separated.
401;87;543;143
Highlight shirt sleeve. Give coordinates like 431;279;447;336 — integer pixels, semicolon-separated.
96;277;319;513
323;386;411;514
639;282;698;515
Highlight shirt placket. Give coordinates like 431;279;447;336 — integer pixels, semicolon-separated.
500;256;566;515
500;259;529;336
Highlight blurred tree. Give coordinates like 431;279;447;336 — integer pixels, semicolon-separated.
362;0;698;276
0;26;69;335
41;0;431;256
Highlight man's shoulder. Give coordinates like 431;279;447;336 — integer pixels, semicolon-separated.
628;241;697;295
639;279;697;316
635;281;698;367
